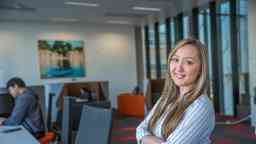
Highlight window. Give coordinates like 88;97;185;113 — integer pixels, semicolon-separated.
217;1;234;115
183;15;190;38
149;25;157;79
159;23;167;78
170;19;176;48
198;7;214;98
237;0;249;105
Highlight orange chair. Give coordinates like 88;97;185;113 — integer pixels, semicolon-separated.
117;93;144;118
39;132;55;144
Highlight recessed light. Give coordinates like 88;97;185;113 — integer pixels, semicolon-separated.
107;20;132;25
64;1;99;7
50;18;79;22
132;6;161;12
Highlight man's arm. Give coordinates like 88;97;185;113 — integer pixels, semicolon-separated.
0;117;6;125
2;96;31;125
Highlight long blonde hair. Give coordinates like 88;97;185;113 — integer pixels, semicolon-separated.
148;38;209;139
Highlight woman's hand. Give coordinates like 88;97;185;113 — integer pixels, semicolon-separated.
141;135;165;144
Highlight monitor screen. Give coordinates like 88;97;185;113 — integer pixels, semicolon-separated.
0;91;14;117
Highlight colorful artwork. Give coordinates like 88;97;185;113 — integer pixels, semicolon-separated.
38;40;85;79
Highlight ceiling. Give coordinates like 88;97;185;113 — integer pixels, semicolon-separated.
0;0;211;25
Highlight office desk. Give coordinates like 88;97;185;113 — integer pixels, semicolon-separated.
0;126;39;144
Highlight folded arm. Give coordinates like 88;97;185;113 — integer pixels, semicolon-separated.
136;99;164;144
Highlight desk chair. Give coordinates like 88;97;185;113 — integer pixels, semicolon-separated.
117;93;144;117
75;105;112;144
39;132;55;144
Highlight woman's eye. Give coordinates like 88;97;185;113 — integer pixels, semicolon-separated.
171;58;179;63
185;61;194;65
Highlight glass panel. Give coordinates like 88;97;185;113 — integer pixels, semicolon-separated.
198;10;206;43
159;23;167;78
217;1;234;115
149;25;157;79
206;9;214;99
198;8;214;99
170;20;176;48
238;0;249;105
183;15;190;38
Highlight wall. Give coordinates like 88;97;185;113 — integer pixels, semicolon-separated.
0;21;137;108
248;0;256;127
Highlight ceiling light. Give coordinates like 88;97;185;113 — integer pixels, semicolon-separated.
64;1;99;7
50;18;79;22
132;6;161;12
107;20;132;25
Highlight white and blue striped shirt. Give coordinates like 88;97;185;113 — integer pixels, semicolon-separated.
136;95;215;144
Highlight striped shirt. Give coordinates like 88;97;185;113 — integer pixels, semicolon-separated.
136;95;215;144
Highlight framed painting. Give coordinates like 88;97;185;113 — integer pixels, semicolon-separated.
38;40;86;79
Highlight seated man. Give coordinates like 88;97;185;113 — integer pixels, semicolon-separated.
0;77;45;138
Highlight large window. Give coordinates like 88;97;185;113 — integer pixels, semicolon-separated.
216;0;249;115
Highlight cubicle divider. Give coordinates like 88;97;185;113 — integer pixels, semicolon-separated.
75;105;112;144
62;96;111;144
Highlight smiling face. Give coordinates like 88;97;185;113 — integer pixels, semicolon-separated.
169;44;201;92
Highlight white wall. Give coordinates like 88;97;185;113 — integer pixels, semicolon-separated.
0;21;137;108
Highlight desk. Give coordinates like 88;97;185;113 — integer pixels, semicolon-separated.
0;126;39;144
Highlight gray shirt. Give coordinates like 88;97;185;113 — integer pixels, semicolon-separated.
2;89;45;136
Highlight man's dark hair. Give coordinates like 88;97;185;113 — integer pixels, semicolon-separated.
6;77;26;89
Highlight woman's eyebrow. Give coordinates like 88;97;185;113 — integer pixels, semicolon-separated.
183;57;195;59
173;55;195;59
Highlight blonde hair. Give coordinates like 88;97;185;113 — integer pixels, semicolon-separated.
148;38;209;139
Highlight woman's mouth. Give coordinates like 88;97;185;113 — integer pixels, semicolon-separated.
174;73;185;79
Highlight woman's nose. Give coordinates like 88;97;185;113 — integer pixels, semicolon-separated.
176;62;184;72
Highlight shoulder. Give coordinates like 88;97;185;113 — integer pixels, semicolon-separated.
179;95;215;128
19;89;37;101
188;95;213;111
184;95;215;120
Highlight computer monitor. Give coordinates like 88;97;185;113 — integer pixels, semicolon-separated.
0;89;14;117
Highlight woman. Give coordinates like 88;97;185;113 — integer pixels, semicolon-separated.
136;38;215;144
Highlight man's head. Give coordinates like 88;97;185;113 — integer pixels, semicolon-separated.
6;77;26;97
